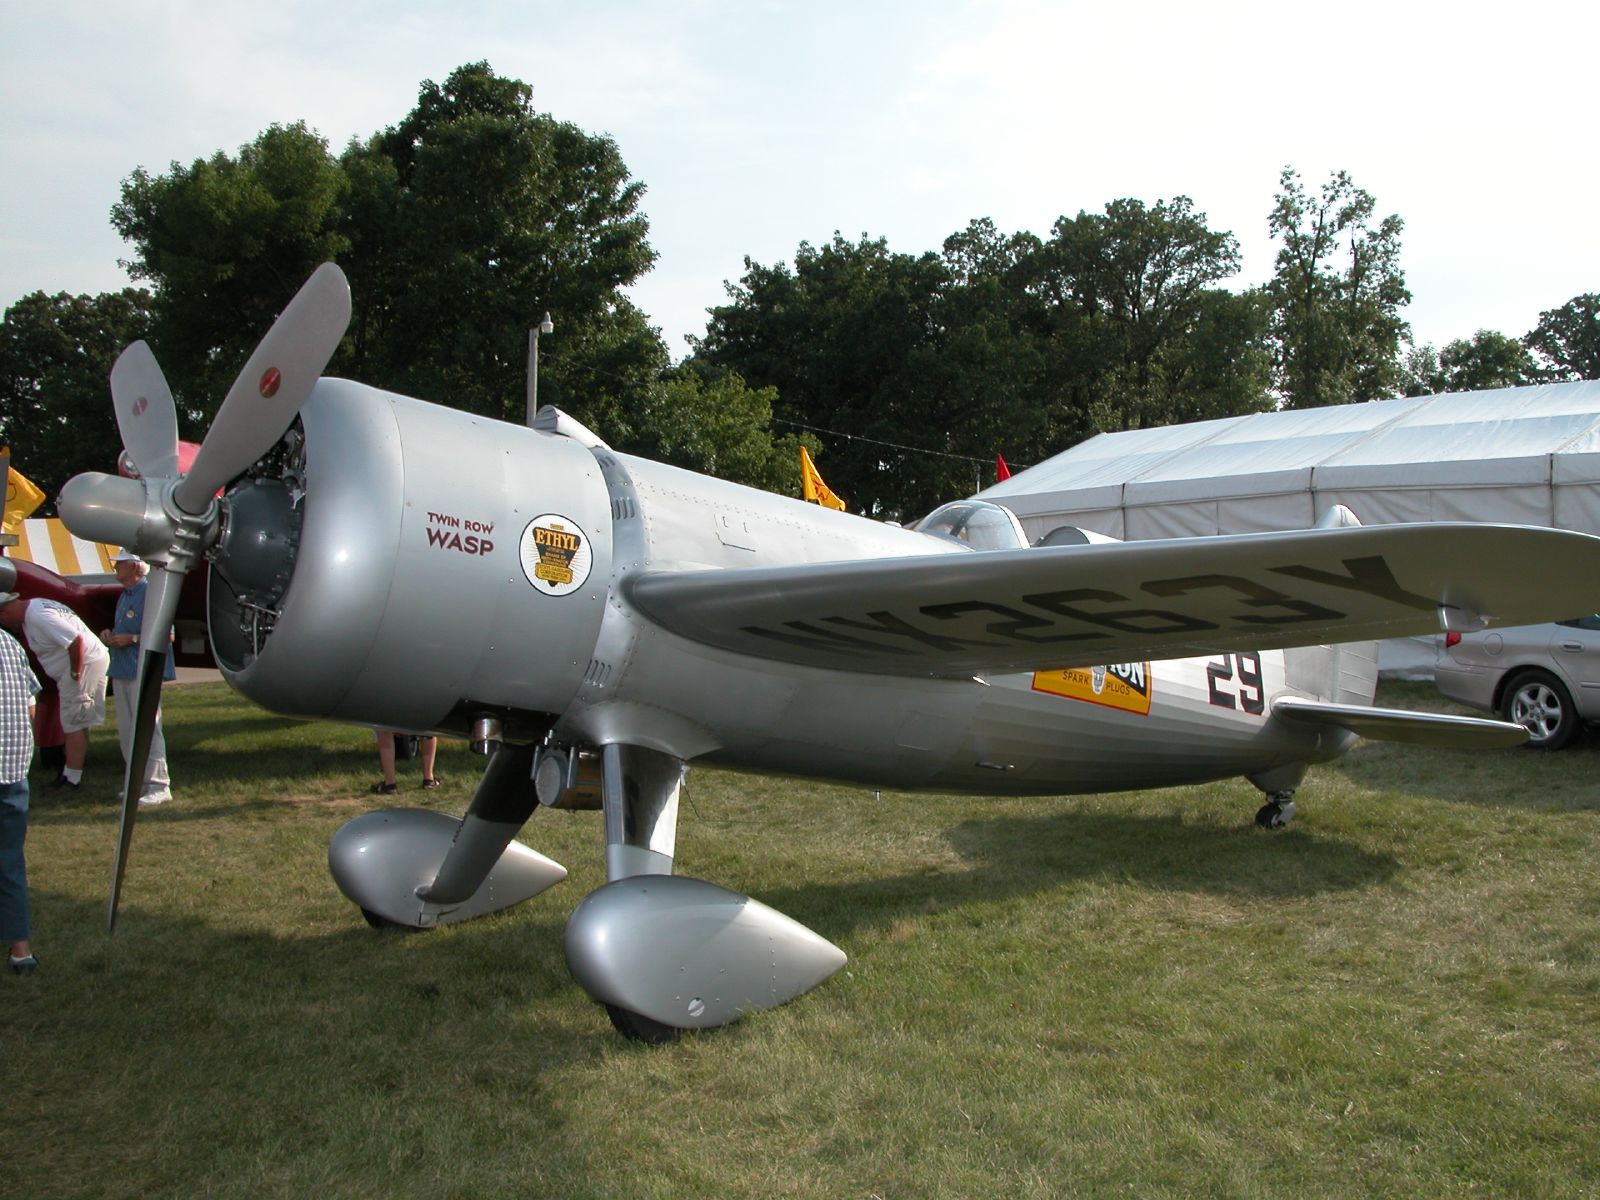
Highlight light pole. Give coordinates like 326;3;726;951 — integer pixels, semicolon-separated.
525;312;554;426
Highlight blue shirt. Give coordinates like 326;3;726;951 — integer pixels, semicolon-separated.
109;577;177;683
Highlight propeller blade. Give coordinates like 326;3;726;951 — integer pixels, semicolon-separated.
110;341;180;481
101;263;350;928
173;262;352;514
106;564;184;933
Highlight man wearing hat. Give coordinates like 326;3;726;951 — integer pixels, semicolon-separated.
99;550;175;806
0;588;109;791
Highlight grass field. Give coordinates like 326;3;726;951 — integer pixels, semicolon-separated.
7;681;1600;1198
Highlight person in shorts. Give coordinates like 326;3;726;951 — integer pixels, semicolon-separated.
0;592;109;791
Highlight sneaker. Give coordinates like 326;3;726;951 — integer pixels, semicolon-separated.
48;775;78;790
370;780;398;795
9;954;38;976
138;789;172;808
422;777;442;790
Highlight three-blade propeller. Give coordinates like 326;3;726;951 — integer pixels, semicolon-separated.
58;263;352;931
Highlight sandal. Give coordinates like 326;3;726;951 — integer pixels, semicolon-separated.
422;777;442;790
370;780;399;795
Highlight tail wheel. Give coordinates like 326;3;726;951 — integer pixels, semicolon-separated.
1501;669;1580;750
1254;798;1296;829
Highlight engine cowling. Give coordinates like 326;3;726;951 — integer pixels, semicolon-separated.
208;378;612;739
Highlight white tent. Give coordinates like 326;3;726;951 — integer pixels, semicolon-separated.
976;381;1600;675
981;381;1600;540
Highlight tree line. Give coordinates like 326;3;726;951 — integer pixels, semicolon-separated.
2;62;1596;518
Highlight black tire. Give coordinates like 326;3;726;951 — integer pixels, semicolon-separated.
360;907;425;932
1501;669;1580;750
605;1004;684;1044
1254;800;1294;829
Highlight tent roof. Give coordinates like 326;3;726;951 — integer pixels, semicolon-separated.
981;381;1600;520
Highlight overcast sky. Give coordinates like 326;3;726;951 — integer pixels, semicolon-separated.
3;0;1596;362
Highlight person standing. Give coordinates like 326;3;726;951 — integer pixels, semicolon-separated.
373;731;441;794
0;627;41;975
99;551;175;807
0;591;108;791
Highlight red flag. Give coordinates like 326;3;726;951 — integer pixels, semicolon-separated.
995;453;1012;482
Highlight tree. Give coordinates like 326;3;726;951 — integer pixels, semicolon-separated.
1399;343;1442;397
110;63;663;432
111;121;351;412
1267;168;1410;408
1525;293;1600;381
1402;330;1539;395
622;366;807;493
530;295;669;442
932;220;1057;489
1028;197;1269;431
692;207;1274;518
694;234;961;518
0;289;154;502
343;62;659;424
1157;288;1275;422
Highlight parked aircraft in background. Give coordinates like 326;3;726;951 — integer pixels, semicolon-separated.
56;265;1600;1040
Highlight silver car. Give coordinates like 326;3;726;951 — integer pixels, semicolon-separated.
1435;616;1600;749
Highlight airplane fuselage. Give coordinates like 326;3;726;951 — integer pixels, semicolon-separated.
209;380;1360;798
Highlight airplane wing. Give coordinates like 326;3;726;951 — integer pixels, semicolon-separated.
626;522;1600;677
1270;697;1528;748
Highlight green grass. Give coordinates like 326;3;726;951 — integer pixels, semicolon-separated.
7;682;1600;1198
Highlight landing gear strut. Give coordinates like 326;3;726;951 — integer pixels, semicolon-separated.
1254;792;1297;829
1247;761;1305;831
564;744;847;1040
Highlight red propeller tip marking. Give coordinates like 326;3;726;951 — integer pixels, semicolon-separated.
259;367;282;398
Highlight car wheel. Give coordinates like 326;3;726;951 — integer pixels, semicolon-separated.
1500;670;1580;750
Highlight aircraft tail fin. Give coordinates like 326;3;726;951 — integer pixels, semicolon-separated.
1314;504;1363;530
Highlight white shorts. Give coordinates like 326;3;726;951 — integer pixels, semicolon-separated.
58;654;109;733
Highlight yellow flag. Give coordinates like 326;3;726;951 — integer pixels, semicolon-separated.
2;455;46;534
799;445;846;511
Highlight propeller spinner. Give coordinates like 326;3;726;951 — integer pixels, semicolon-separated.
56;263;352;931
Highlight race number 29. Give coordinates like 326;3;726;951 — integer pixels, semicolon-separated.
1207;652;1265;715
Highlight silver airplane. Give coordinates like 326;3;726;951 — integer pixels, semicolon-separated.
57;264;1600;1041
